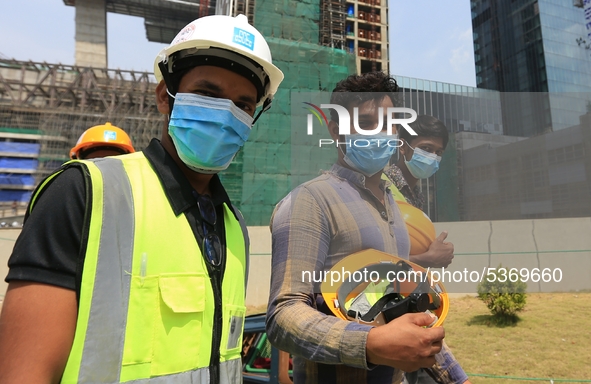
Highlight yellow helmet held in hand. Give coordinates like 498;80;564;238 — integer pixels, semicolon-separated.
397;201;436;255
320;249;449;328
70;122;135;159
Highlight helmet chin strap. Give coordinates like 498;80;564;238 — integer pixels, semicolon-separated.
158;61;177;114
252;98;272;125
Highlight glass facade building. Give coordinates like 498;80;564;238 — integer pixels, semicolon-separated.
390;75;505;222
471;0;591;135
393;75;503;135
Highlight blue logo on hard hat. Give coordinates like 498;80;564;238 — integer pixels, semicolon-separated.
104;130;117;141
233;27;254;50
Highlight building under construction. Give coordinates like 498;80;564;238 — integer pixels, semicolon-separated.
61;0;387;74
0;0;386;224
0;61;161;204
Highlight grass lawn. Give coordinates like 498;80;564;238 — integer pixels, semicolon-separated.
444;293;591;383
1;291;587;382
247;293;591;383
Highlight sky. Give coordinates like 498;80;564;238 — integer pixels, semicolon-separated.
389;1;477;87
0;0;476;87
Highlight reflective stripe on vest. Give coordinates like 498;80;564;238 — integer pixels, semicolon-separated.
119;359;241;383
381;172;407;202
55;154;246;383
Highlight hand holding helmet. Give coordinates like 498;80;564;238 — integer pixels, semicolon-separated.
366;312;445;371
320;249;449;328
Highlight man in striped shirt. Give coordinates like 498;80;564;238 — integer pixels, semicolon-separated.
266;72;468;384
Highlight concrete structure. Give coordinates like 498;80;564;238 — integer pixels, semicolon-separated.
343;0;388;74
383;83;591;223
1;217;589;309
75;0;108;68
241;218;591;308
456;131;524;151
65;0;214;67
0;59;159;184
458;113;591;221
387;73;591;223
64;0;385;73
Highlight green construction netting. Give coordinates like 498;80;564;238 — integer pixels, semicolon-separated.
435;131;460;221
0;127;44;135
219;1;357;225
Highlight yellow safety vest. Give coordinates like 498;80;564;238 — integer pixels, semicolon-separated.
32;153;247;383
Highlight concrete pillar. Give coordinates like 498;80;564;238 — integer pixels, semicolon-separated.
75;0;108;68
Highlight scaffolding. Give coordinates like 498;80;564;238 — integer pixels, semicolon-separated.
199;0;210;17
63;0;215;44
0;59;161;186
231;0;256;24
231;0;356;224
320;0;347;49
0;0;358;224
367;5;379;72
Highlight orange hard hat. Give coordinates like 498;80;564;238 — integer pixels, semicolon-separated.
397;201;436;255
70;122;135;159
320;249;449;328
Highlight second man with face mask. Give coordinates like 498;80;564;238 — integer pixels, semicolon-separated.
266;72;466;384
383;115;472;384
384;115;455;269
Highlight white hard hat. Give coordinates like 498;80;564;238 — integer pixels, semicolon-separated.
154;14;284;108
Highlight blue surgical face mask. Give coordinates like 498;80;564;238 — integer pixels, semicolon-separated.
341;133;399;177
168;93;253;174
404;144;442;179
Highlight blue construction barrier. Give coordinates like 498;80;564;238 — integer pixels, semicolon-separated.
0;174;35;186
0;158;38;169
0;190;32;202
0;142;40;154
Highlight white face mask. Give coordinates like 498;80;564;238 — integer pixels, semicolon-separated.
168;93;253;174
404;144;441;179
341;133;399;177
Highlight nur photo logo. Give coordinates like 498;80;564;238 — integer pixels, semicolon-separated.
303;102;419;148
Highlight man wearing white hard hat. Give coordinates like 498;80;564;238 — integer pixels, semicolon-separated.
0;14;283;384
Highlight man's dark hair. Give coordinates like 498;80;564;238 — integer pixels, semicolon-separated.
400;115;449;149
329;72;399;122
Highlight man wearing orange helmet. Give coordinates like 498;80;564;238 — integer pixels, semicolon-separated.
0;14;283;383
70;122;135;160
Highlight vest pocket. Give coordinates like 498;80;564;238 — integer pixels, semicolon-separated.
120;275;159;381
221;304;246;360
150;274;206;376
